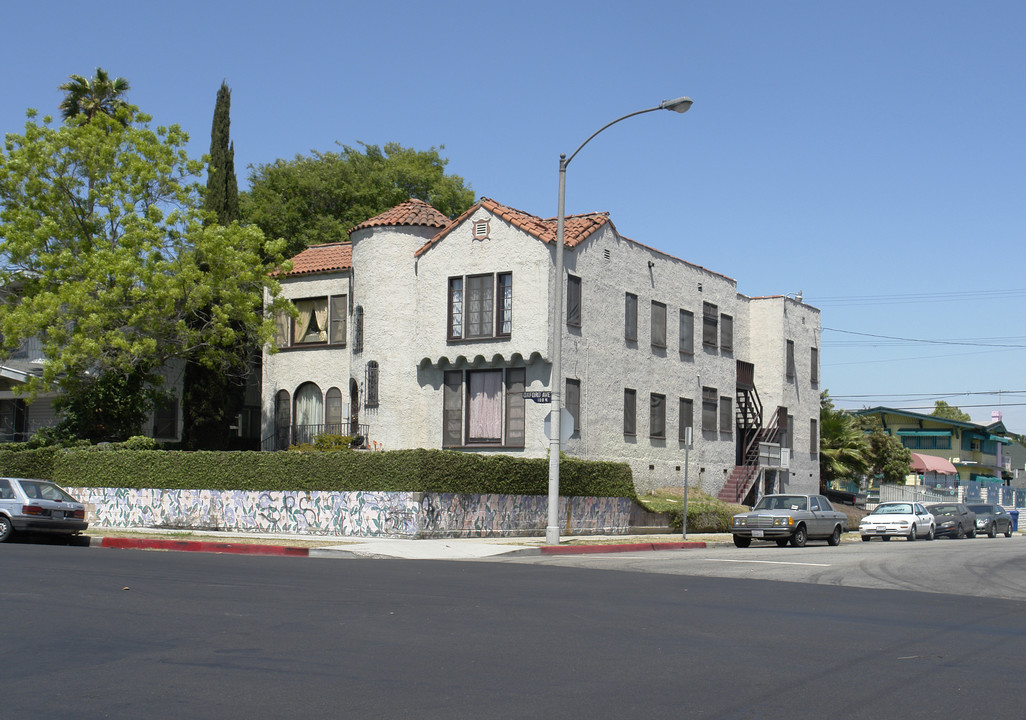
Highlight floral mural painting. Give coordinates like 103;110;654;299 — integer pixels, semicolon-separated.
67;488;633;538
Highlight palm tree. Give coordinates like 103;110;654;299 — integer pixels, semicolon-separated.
819;392;869;490
58;68;131;123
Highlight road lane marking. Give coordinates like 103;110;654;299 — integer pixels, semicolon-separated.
705;559;831;567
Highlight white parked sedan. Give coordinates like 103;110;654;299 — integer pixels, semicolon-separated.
859;501;935;542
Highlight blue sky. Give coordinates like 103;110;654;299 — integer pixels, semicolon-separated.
3;0;1024;430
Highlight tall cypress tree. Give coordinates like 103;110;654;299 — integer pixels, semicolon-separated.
184;82;248;449
204;81;239;225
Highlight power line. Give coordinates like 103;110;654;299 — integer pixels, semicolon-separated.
823;327;1026;349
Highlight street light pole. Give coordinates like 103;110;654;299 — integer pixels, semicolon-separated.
546;96;694;546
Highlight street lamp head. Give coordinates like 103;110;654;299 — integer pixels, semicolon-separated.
660;96;693;113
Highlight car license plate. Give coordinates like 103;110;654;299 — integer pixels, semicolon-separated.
52;510;62;520
752;530;764;537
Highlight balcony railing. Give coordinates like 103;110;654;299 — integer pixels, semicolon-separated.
262;422;370;451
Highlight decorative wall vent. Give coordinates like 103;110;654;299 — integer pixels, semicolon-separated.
603;248;611;260
473;219;490;240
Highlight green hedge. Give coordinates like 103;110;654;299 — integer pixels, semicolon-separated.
44;448;635;498
0;446;59;480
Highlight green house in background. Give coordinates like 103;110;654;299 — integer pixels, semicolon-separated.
855;407;1013;488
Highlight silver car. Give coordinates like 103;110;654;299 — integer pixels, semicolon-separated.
731;494;848;548
0;477;88;542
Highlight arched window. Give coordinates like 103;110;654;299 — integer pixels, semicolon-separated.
325;387;343;434
366;361;379;407
274;390;291;450
294;382;323;445
353;306;364;353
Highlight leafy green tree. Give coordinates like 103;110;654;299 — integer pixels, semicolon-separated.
204;81;239;225
183;81;249;450
931;400;971;423
242;142;475;257
860;418;913;485
819;391;868;489
58;67;131;123
0;106;290;442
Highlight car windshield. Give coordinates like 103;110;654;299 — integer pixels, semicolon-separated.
968;505;992;514
929;505;956;515
754;495;807;511
17;480;77;503
874;503;912;514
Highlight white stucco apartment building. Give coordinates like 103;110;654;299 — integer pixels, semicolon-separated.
262;198;821;501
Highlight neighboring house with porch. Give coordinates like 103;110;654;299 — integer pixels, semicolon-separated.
261;197;821;500
854;407;1014;488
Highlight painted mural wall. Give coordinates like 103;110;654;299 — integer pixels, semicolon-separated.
66;488;634;538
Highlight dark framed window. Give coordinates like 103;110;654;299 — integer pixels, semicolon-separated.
650;393;666;439
623;388;636;436
353;306;364;353
811;347;819;386
702;387;717;431
719;396;732;434
810;418;818;456
276;295;347;348
625;293;638;342
679;309;694;354
786;340;795;380
720;314;733;352
325;387;343;434
448;272;512;340
651;301;666;349
566;275;582;327
366;361;379;407
566;379;581;435
442;368;526;447
679;398;693;442
703;302;718;347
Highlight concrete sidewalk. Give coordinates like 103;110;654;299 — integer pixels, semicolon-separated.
83;528;724;559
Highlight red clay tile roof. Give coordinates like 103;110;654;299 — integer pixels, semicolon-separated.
414;198;610;257
280;242;352;277
348;198;453;235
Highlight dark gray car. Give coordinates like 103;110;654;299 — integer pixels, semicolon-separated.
967;504;1014;538
0;477;88;542
926;502;977;539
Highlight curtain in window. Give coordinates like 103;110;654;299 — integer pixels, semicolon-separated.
294;383;323;445
313;300;328;342
468;371;502;441
294;300;314;344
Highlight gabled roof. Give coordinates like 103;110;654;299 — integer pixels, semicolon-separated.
856;406;987;432
414;198;610;258
348;198;452;235
280;242;352;277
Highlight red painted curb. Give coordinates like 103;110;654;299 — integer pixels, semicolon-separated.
539;541;706;555
99;537;309;557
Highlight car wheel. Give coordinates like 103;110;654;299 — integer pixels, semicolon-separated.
988;523;997;538
861;535;871;542
789;524;807;548
0;514;13;543
733;535;751;548
967;528;977;538
775;539;788;547
828;526;841;546
926;525;935;541
907;524;917;541
1005;522;1013;538
955;523;965;539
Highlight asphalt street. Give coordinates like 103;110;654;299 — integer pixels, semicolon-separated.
2;540;1024;720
